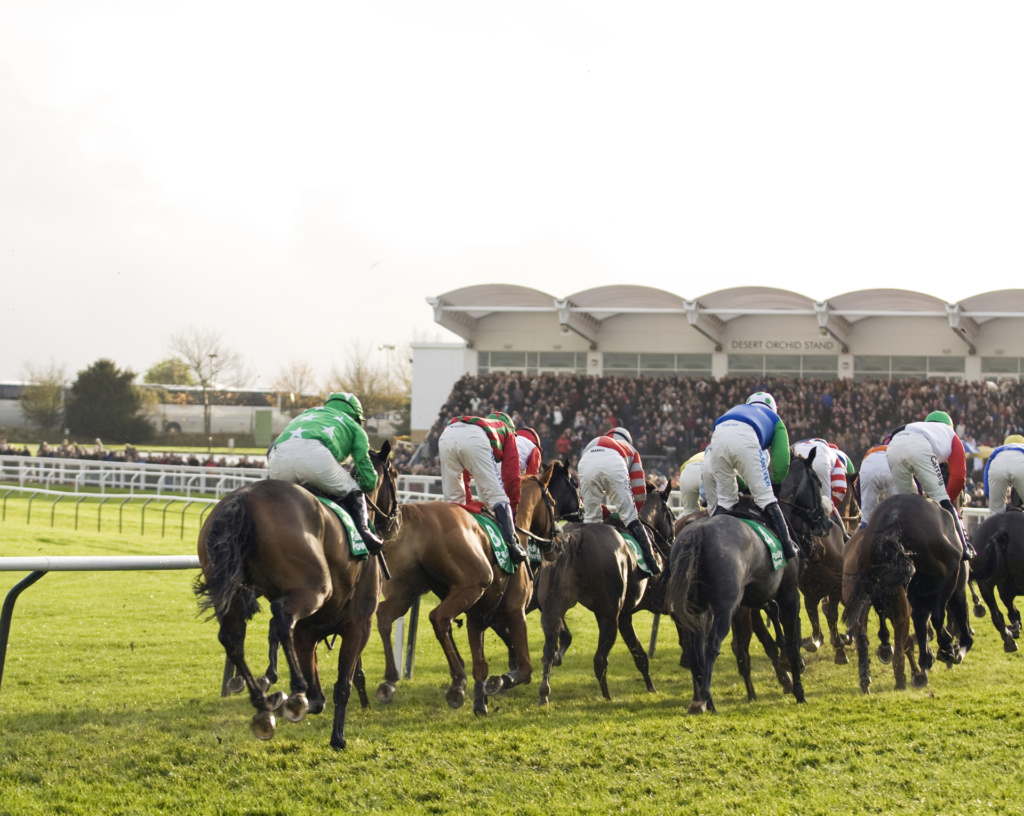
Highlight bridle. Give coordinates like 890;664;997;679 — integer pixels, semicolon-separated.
366;454;399;531
778;460;831;539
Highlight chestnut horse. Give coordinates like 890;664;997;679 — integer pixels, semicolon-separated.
842;493;973;693
374;499;536;716
536;483;675;704
195;442;397;749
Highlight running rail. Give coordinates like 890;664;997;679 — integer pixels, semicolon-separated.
0;555;201;693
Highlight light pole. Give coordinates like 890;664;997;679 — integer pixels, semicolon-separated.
204;353;217;439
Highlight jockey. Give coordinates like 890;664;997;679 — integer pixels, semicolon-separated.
267;392;384;555
984;434;1024;514
703;392;798;561
577;427;662;575
885;410;973;560
677;450;706;517
516;426;543;477
857;438;895;529
791;438;856;540
438;410;527;564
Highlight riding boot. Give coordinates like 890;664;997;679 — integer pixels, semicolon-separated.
763;502;799;562
626;519;662;576
940;499;976;561
340;490;385;556
493;502;528;564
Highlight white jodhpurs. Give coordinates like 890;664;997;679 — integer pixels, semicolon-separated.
438;422;508;507
577;445;638;525
268;437;358;497
703;421;774;513
886;430;947;502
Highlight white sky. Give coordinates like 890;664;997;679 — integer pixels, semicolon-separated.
2;2;1022;387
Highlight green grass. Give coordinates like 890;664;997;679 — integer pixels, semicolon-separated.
1;503;1022;815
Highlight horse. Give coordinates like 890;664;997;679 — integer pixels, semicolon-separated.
536;482;675;704
970;509;1024;653
667;454;832;714
842;493;973;693
797;516;851;664
195;442;397;749
373;497;536;716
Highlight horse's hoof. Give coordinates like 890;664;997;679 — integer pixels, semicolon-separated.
801;637;821;653
793;686;806;704
225;676;245;695
330;736;346;751
911;671;928;688
446;685;466;709
778;672;793;695
284;693;309;723
1005;638;1019;653
834;650;849;666
1010;623;1022;639
877;645;894;665
308;698;326;715
859;679;871;694
250;710;276;741
256;675;272;692
266;691;287;711
688;700;707;715
973;603;987;618
473;702;488;717
376;682;395;705
484;675;505;696
552;653;563;668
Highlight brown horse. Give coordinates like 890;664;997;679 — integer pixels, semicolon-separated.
195;442;397;749
970;509;1024;652
842;493;972;693
374;499;534;716
536;483;675;704
798;521;851;664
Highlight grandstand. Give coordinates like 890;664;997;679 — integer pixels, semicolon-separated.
411;285;1024;440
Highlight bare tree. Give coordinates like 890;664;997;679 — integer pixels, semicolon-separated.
167;326;246;435
325;339;406;423
272;359;323;417
19;361;67;431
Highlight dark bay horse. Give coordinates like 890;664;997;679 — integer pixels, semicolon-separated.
374;499;535;716
667;455;831;714
536;483;675;704
842;493;973;693
798;519;850;664
970;509;1024;653
195;442;397;749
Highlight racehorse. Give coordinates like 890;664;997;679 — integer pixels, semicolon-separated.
373;498;536;716
195;442;397;749
667;454;831;714
536;482;675;704
970;509;1024;653
798;517;851;664
842;493;973;693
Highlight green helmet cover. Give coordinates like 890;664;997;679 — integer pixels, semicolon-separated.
488;411;514;431
925;410;953;427
326;392;364;422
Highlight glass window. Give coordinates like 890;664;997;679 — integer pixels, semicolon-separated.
764;355;801;373
982;357;1020;375
490;351;527;368
927;356;965;373
802;355;838;373
854;356;890;373
891;356;927;374
639;353;676;371
538;352;577;369
728;354;764;373
603;353;639;373
676;353;713;372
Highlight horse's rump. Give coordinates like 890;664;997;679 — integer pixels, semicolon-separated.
667;518;707;633
195;488;260;621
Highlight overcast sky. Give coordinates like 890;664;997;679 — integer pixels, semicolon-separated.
2;2;1022;388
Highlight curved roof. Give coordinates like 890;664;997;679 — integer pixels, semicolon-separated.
564;285;687;321
431;283;554;318
959;290;1024;324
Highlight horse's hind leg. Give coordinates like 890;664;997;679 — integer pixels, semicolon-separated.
375;590;419;704
593;609;621;700
539;595;574;706
330;618;375;750
465;618;491;717
353;657;370;709
776;577;805;703
618;610;656;694
750;607;792;695
430;586;486;709
802;594;824;652
824;596;849;665
217;606;275;740
730;609;758;702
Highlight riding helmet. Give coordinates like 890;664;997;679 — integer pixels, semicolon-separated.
1004;434;1024;446
326;392;364;423
488;411;515;432
519;426;541;448
746;392;778;412
925;410;953;427
607;427;633;446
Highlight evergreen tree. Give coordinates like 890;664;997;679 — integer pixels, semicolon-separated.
65;359;154;442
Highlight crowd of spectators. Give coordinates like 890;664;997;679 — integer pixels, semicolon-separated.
0;437;265;469
412;373;1024;498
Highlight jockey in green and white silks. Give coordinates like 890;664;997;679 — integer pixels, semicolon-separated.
267;392;384;555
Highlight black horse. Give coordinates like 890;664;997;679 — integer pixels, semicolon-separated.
536;483;675;703
842;493;973;693
971;509;1024;653
667;455;831;714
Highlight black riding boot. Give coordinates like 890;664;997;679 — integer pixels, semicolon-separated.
940;499;975;561
763;502;799;562
493;502;528;564
341;490;385;556
626;519;662;576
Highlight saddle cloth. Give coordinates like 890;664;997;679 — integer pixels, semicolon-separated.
735;518;785;571
605;515;657;577
453;501;516;574
316;497;370;558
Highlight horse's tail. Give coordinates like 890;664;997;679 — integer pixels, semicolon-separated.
193;490;261;621
971;528;1006;584
667;522;706;635
842;514;914;629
